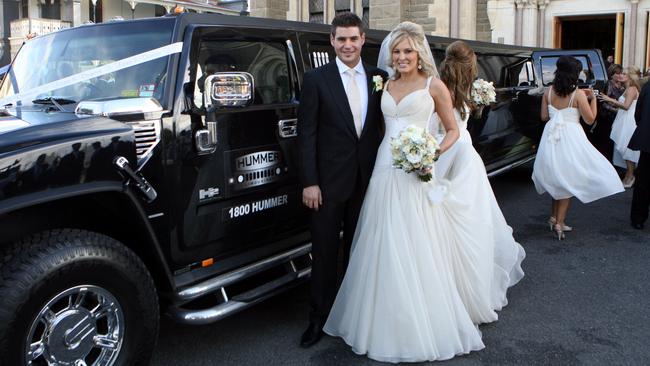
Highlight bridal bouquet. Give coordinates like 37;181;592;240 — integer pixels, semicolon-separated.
390;125;440;182
471;78;496;106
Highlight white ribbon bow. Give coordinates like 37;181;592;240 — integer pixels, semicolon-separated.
547;113;566;144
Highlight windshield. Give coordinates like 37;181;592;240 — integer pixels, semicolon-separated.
0;18;175;107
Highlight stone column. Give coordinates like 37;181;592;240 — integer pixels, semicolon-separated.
352;0;362;17
514;0;524;46
404;0;440;36
287;0;308;21
537;0;548;47
250;0;289;20
324;0;334;23
450;0;459;38
458;0;477;40
369;0;408;31
520;0;537;47
627;0;639;67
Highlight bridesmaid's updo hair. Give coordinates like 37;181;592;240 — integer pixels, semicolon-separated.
440;41;478;121
553;56;582;97
388;22;437;79
624;65;641;90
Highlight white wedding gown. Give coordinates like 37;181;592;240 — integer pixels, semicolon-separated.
610;94;640;167
323;77;485;363
532;89;624;202
431;107;526;325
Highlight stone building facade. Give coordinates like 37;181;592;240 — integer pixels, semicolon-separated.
251;0;650;70
250;0;492;42
489;0;650;70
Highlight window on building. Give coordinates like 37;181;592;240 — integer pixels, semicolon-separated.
335;0;349;15
195;41;293;106
362;0;369;29
309;0;324;24
88;0;103;23
40;0;61;20
20;0;28;19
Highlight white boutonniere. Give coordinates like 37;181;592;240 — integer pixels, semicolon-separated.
372;75;384;92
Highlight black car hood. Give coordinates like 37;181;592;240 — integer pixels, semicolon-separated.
0;107;132;155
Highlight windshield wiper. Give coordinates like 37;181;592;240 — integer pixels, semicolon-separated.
32;97;77;112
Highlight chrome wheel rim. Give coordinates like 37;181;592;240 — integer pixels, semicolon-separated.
25;285;124;366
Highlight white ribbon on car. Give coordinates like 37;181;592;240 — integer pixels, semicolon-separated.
0;42;184;107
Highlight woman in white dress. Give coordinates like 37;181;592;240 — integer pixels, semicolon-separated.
323;22;485;363
601;66;641;188
431;40;525;325
532;56;624;240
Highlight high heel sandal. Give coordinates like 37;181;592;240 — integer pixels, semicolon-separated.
623;176;636;189
553;224;565;241
548;217;573;232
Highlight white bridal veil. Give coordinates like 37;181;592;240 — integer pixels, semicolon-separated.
376;26;439;79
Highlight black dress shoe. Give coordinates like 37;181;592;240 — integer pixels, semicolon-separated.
632;222;644;230
300;322;324;348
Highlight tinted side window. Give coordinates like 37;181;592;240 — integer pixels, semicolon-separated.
476;55;530;87
540;55;594;86
196;41;292;105
517;61;535;86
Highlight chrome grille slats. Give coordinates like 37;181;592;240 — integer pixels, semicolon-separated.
127;119;160;162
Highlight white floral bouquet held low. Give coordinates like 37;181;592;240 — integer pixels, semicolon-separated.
390;125;440;182
471;78;496;106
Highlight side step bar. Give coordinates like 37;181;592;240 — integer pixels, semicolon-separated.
168;243;312;325
487;154;535;178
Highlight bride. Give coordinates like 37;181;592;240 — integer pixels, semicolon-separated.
433;40;525;324
323;22;485;362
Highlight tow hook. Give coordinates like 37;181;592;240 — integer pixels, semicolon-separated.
113;156;158;202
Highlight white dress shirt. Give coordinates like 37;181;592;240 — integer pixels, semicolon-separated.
336;57;368;129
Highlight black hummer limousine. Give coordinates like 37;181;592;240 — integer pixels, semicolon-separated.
0;13;606;365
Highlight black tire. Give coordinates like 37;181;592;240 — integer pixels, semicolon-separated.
0;229;159;366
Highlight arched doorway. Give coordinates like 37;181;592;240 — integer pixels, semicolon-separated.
553;14;619;65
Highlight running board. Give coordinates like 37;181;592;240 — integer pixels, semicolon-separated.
167;243;312;325
168;268;310;325
487;155;535;178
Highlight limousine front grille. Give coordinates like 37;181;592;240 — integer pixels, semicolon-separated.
127;119;161;163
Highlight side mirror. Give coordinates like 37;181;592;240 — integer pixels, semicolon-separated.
204;72;254;110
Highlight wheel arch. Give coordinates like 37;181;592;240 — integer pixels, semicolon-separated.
0;182;174;294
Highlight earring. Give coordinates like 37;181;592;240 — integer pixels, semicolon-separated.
418;61;422;70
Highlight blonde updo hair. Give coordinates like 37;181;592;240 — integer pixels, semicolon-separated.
624;65;641;90
440;40;478;121
387;22;437;79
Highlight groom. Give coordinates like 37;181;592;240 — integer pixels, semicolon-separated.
298;12;387;348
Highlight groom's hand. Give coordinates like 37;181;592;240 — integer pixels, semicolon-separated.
302;185;322;211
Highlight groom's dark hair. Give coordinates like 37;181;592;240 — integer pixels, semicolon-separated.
331;12;364;36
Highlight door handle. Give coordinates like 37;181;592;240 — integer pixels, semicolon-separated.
278;118;298;138
195;120;218;155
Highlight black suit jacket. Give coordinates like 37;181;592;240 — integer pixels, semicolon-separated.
298;61;388;202
631;81;650;153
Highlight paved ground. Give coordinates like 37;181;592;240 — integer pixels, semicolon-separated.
152;165;650;366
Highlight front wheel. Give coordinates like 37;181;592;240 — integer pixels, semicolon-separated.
0;229;159;366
